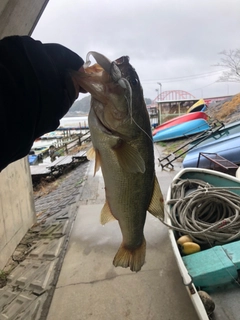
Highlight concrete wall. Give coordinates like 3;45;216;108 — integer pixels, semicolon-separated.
0;0;49;269
0;159;35;268
0;0;49;37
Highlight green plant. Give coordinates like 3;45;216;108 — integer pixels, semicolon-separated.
158;142;167;147
0;270;8;279
0;270;8;288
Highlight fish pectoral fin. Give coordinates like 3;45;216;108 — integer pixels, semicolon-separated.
148;176;164;220
113;238;146;272
100;201;116;225
87;147;101;176
114;141;145;173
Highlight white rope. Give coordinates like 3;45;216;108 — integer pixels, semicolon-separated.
165;178;240;245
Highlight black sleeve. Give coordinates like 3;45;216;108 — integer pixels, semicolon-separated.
42;43;85;111
0;35;84;171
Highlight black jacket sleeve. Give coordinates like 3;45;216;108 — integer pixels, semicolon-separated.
0;35;84;171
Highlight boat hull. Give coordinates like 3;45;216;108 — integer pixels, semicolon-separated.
152;111;208;136
187;99;207;113
153;119;210;142
183;121;240;167
166;168;240;320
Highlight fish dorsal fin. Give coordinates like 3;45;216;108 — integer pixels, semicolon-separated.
114;141;145;173
100;201;116;225
148;176;164;219
87;147;101;176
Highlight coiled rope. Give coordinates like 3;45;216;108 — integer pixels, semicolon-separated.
165;178;240;245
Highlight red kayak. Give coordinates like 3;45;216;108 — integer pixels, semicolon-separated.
152;111;208;136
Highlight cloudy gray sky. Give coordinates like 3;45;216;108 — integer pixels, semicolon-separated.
32;0;240;100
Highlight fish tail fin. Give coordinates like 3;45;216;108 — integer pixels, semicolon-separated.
113;238;146;272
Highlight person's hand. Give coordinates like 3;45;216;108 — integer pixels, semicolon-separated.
43;43;88;102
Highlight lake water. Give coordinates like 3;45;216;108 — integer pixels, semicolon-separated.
39;116;89;140
59;116;88;128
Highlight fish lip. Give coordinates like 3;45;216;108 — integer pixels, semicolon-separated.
84;51;129;74
84;51;112;74
85;51;133;122
84;51;130;89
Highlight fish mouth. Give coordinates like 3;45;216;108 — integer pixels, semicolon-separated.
84;52;130;88
84;52;130;74
83;52;133;120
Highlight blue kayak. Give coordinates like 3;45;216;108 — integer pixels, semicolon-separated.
153;119;210;142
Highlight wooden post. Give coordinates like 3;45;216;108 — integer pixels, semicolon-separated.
65;143;68;154
78;135;82;146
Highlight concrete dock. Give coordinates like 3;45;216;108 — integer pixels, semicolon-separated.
46;145;199;320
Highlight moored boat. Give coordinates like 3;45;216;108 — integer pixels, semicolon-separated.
152;111;208;136
153;119;210;142
187;99;207;113
31;139;57;155
166;167;240;320
183;120;240;168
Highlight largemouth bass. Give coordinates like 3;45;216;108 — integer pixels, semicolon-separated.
73;53;164;272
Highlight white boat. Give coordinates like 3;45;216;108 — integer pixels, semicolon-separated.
41;131;64;139
166;167;240;320
31;139;57;154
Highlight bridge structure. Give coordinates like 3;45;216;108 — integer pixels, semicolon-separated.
152;90;233;105
152;90;196;103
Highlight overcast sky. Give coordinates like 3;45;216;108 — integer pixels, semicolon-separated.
32;0;240;100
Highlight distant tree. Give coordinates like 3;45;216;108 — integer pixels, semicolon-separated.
144;98;152;105
69;95;91;114
215;49;240;82
68;95;153;115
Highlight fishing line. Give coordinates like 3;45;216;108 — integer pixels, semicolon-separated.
122;89;153;142
131;117;153;142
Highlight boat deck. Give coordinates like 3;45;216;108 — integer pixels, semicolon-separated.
30;151;88;179
30;164;51;177
167;168;240;319
48;155;73;167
